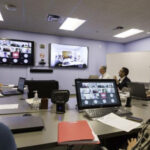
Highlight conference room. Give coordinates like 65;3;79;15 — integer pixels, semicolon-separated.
1;0;150;150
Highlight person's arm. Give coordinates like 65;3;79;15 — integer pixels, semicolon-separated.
114;76;119;84
127;138;137;150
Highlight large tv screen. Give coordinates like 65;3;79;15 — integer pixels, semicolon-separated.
49;43;88;69
0;39;34;66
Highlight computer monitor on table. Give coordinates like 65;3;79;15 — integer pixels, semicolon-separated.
1;77;25;96
17;77;26;93
75;79;121;110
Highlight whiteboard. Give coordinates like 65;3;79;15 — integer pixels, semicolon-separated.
107;51;150;82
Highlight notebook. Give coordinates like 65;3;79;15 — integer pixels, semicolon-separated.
0;115;44;133
128;82;150;101
58;120;100;145
75;79;132;118
1;77;25;96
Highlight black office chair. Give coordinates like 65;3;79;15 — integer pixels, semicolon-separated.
0;123;17;150
26;80;59;98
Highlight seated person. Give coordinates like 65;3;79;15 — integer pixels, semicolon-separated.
126;118;150;150
99;66;111;79
114;67;131;90
0;123;17;150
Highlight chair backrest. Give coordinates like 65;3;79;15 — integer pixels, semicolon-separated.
26;80;59;98
0;123;17;150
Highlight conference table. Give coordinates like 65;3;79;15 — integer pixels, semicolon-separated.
0;94;150;150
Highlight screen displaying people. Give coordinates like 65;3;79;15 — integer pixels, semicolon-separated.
0;39;34;65
77;81;120;107
50;43;88;68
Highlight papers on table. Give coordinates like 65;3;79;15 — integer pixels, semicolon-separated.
97;113;141;132
0;104;18;110
8;84;15;88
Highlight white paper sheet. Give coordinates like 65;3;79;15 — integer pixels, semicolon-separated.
97;113;141;132
8;84;15;87
0;104;18;110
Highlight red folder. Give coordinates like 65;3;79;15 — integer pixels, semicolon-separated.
58;120;99;144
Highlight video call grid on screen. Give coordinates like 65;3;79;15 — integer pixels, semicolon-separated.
0;39;34;65
75;79;121;109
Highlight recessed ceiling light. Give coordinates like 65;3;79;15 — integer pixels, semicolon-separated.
59;17;86;31
0;11;4;21
114;28;144;38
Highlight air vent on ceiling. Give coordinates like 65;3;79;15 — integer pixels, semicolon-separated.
113;26;124;30
47;14;61;22
5;4;17;11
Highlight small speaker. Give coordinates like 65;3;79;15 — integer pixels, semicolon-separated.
51;90;70;114
56;103;65;113
51;90;70;104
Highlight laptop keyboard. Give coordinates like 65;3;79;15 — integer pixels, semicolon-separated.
2;90;21;95
85;107;132;118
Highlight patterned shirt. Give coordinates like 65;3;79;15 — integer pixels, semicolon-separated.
132;119;150;150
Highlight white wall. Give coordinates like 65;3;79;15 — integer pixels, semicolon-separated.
107;51;150;82
124;37;150;52
0;29;124;93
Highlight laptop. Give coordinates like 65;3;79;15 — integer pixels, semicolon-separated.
75;79;132;118
0;115;44;133
2;77;25;96
128;82;150;101
88;75;99;79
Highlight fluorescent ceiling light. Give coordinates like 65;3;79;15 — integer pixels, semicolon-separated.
0;11;4;21
114;28;144;38
59;17;86;31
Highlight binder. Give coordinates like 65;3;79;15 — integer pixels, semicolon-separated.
58;120;100;145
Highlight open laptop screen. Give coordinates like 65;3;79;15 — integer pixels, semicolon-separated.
17;77;25;93
75;79;121;110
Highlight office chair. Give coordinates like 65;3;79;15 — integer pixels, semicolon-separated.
0;123;17;150
26;80;59;98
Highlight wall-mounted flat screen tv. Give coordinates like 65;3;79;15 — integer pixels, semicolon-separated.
49;43;88;69
0;39;34;66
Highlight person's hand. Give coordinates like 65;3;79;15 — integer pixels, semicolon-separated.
114;76;119;84
127;138;137;150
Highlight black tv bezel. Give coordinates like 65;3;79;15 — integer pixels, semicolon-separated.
49;43;89;69
0;38;34;66
75;79;121;110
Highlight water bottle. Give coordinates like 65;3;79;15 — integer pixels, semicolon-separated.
32;91;40;110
